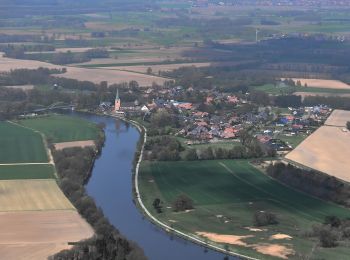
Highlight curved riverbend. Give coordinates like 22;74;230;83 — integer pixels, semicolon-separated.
72;112;237;260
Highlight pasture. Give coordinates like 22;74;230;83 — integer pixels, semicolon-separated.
139;160;350;259
0;179;74;211
0;122;48;163
19;115;99;143
0;164;55;180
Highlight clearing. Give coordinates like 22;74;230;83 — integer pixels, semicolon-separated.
139;160;350;259
0;179;74;211
19;115;100;143
0;122;48;163
0;210;94;260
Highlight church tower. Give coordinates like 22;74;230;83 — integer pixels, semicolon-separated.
114;89;121;111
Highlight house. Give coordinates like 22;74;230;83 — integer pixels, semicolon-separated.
222;127;236;139
141;105;150;113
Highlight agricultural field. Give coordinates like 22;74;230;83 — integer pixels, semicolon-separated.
0;164;55;180
0;210;94;260
290;78;350;90
0;122;48;163
0;179;74;211
19;114;99;143
285;126;350;182
139;160;350;259
324;109;350;127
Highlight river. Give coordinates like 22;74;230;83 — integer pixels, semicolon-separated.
71;112;235;260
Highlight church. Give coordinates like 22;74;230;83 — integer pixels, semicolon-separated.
114;89;121;112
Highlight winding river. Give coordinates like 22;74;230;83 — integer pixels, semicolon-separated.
71;112;234;260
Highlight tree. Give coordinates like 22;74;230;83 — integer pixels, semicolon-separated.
185;149;198;161
172;194;194;212
347;121;350;130
319;227;339;248
253;211;278;226
147;67;152;74
152;198;162;213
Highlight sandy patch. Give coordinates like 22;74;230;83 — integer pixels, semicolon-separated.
253;243;294;259
0;210;93;260
270;234;292;240
196;232;253;247
325;109;350;127
285;125;350;182
245;227;265;232
289;78;350;90
54;140;95;150
0;179;74;211
1;85;34;90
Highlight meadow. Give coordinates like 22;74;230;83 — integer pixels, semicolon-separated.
19;114;100;143
0;122;48;163
139;160;350;259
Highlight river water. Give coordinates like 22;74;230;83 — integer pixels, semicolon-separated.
71;112;235;260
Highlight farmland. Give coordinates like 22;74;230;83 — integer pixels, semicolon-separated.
0;122;48;163
139;160;350;259
0;164;55;180
19;114;100;143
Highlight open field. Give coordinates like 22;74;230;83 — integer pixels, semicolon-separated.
0;210;94;260
290;78;350;90
324;109;350;127
0;55;169;86
0;179;74;211
19;115;99;143
0;164;55;180
139;160;350;259
1;85;34;90
294;91;350;100
54;140;96;150
96;62;211;74
0;122;48;164
285;126;350;182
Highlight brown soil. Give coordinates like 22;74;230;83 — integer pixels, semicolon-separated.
253;243;294;259
270;234;292;240
290;78;350;90
54;140;95;150
196;232;253;247
325;109;350;127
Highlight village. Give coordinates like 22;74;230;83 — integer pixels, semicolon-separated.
98;83;332;155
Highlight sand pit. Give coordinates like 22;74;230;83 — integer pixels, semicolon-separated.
285;126;350;182
245;227;265;232
289;78;350;90
253;244;294;259
54;140;95;150
325;109;350;127
0;210;93;260
196;232;253;247
270;234;292;240
0;179;74;211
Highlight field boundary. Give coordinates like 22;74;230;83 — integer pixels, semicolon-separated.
124;116;260;260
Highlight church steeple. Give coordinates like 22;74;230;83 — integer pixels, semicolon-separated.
114;88;121;111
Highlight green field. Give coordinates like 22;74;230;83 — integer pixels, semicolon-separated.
139;160;350;259
252;84;350;95
0;122;48;163
0;164;55;179
19;115;99;143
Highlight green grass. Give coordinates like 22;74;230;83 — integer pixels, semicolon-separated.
139;160;350;259
0;122;48;163
0;164;55;179
19;115;99;143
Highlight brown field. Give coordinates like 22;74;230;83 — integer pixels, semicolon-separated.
290;78;350;90
0;210;94;260
99;62;211;74
285;126;350;182
54;140;95;150
0;180;74;211
325;109;350;127
0;55;170;86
